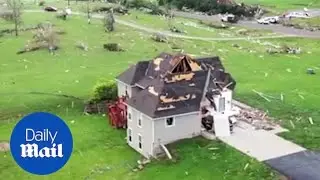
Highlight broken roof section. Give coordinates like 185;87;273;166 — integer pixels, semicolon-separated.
127;71;209;118
117;52;236;118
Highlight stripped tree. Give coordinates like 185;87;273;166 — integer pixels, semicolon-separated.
5;0;23;36
104;9;115;32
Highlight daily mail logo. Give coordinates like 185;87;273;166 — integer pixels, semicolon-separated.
20;129;63;158
10;112;73;175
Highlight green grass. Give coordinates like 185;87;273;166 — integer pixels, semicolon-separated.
22;1;275;38
1;7;320;179
238;0;320;10
0;12;277;179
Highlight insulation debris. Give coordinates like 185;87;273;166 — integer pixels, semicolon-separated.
148;86;159;96
160;94;196;103
165;73;195;83
153;58;164;71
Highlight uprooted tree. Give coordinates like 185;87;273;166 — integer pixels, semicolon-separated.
3;0;23;36
17;23;60;54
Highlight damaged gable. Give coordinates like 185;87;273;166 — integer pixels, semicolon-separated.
120;53;236;118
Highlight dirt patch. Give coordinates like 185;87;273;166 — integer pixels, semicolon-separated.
0;141;10;152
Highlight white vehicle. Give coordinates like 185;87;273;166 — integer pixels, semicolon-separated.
220;14;238;23
257;16;279;24
286;12;309;18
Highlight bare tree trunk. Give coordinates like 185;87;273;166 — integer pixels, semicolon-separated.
13;0;18;36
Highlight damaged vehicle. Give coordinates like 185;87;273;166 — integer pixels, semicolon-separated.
257;16;279;24
220;14;239;23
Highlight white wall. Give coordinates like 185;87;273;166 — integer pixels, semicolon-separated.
127;106;153;158
152;112;201;155
117;81;132;97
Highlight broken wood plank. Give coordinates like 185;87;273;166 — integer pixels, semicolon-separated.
252;89;271;102
309;117;314;125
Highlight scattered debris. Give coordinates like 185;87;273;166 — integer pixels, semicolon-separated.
309;117;314;125
298;94;305;99
244;163;249;170
169;26;185;34
252;89;271;102
266;45;301;54
234;108;276;130
151;33;168;43
0;141;9;152
286;68;292;73
76;41;88;51
306;68;316;75
103;43;124;52
290;120;295;129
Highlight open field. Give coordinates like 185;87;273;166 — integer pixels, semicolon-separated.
0;12;276;180
1;4;320;179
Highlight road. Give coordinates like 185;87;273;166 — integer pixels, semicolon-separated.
172;10;320;39
23;10;294;41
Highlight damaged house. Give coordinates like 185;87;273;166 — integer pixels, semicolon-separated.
116;53;236;158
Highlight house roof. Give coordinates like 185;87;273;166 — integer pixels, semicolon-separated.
117;52;236;119
126;71;209;118
116;61;149;86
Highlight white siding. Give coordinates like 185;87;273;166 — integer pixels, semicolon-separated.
126;106;153;158
152;112;201;155
117;81;132;97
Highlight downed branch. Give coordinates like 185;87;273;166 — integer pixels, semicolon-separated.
151;33;168;43
76;41;88;51
252;89;271;102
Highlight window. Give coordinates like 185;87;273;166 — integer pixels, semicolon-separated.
138;134;142;149
127;108;132;121
128;128;132;142
219;97;226;112
138;113;142;127
166;117;175;127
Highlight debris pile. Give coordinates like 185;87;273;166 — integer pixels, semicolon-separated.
234;108;277;130
132;158;151;172
307;68;316;75
84;100;109;114
266;45;301;54
169;26;185;34
151;33;168;43
17;22;61;55
0;141;9;152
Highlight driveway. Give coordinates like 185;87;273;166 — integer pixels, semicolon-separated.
172;10;320;39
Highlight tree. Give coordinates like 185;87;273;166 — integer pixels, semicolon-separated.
87;0;91;24
104;9;115;32
6;0;23;36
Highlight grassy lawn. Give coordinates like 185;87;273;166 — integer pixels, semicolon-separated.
0;12;276;179
289;16;320;30
1;6;320;179
22;1;276;38
238;0;320;11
